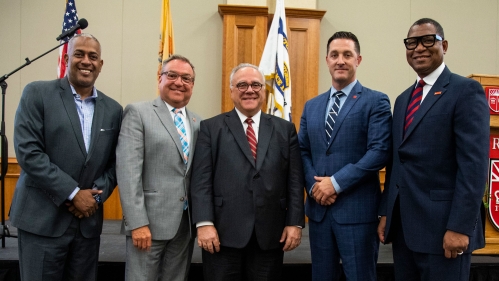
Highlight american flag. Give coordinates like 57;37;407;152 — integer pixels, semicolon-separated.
57;0;80;78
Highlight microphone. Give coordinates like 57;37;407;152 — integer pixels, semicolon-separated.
56;18;88;41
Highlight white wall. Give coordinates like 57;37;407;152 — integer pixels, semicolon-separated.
0;0;498;157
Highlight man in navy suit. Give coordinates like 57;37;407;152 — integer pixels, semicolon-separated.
298;31;392;280
377;18;489;281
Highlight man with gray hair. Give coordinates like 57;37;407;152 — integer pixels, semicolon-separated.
10;33;122;280
190;63;304;280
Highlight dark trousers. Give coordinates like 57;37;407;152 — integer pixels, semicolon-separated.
391;199;471;281
17;217;100;281
202;231;284;281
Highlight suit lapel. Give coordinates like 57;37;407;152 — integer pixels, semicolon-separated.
225;110;256;167
185;108;198;170
87;92;104;159
403;67;451;142
319;91;331;144
327;82;362;148
256;113;273;171
394;86;413;145
59;78;87;157
152;97;184;160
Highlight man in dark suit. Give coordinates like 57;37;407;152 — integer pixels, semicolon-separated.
298;31;392;281
377;18;489;281
9;34;122;281
190;63;304;281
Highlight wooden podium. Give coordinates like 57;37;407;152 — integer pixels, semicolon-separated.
468;74;499;254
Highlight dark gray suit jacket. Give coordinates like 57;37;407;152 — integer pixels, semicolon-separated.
190;109;304;250
10;77;122;238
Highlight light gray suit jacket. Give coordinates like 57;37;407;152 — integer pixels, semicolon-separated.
10;77;122;238
116;97;201;240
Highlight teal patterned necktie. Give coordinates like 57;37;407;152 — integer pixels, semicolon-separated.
172;108;189;164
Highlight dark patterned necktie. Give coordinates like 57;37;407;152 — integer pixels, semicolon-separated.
404;79;426;137
325;91;344;144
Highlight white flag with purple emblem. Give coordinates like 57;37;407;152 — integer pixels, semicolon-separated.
259;0;292;121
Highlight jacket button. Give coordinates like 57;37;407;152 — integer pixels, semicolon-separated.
180;197;185;201
253;174;260;179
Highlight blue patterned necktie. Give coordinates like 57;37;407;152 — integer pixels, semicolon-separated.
172;108;189;164
325;91;344;144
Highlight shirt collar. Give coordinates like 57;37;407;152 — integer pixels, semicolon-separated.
235;108;261;126
164;101;186;115
69;84;98;100
330;79;357;98
417;62;446;86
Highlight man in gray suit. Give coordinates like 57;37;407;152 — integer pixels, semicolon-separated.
10;34;122;281
117;54;202;281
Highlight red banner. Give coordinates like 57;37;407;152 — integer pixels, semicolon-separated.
487;87;499;115
489;160;499;230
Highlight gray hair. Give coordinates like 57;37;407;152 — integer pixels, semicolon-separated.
229;63;265;87
68;33;101;54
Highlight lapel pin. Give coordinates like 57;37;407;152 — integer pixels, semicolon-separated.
353;95;357;99
434;91;442;95
192;117;196;122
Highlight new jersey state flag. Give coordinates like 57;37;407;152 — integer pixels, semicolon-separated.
259;0;292;121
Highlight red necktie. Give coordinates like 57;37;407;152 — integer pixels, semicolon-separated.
404;79;426;136
246;118;257;161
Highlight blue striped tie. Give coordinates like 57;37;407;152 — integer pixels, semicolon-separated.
173;108;189;164
325;91;344;144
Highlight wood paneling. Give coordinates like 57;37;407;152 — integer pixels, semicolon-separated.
286;9;325;128
219;5;269;113
218;4;326;125
2;158;122;220
1;158;20;221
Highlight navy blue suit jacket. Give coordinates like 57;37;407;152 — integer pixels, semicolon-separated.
380;67;489;254
299;81;392;224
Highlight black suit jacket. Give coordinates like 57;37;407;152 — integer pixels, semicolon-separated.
190;109;304;250
10;77;122;238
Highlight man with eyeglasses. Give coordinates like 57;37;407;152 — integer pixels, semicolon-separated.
298;31;392;281
378;18;489;280
116;54;202;281
190;63;304;280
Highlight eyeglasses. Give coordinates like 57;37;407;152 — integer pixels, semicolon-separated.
234;82;263;92
403;34;443;50
160;71;194;84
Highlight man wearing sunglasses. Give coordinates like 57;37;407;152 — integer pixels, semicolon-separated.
378;18;489;280
117;54;202;281
190;63;304;280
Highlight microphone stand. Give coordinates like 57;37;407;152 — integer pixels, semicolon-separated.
0;40;67;248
